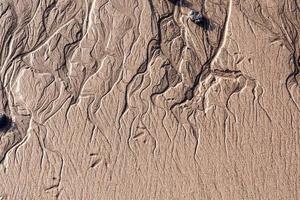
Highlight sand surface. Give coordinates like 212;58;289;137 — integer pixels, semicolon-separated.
0;0;299;199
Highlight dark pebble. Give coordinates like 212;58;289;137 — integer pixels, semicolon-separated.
194;16;210;30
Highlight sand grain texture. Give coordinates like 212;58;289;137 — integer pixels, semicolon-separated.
0;0;299;199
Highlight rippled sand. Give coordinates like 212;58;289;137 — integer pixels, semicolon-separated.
0;0;299;199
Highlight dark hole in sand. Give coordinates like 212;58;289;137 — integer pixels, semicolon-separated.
0;114;11;131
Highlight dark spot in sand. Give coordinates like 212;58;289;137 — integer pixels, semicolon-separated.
0;114;11;131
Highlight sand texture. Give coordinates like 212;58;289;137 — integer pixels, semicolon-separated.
0;0;299;199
